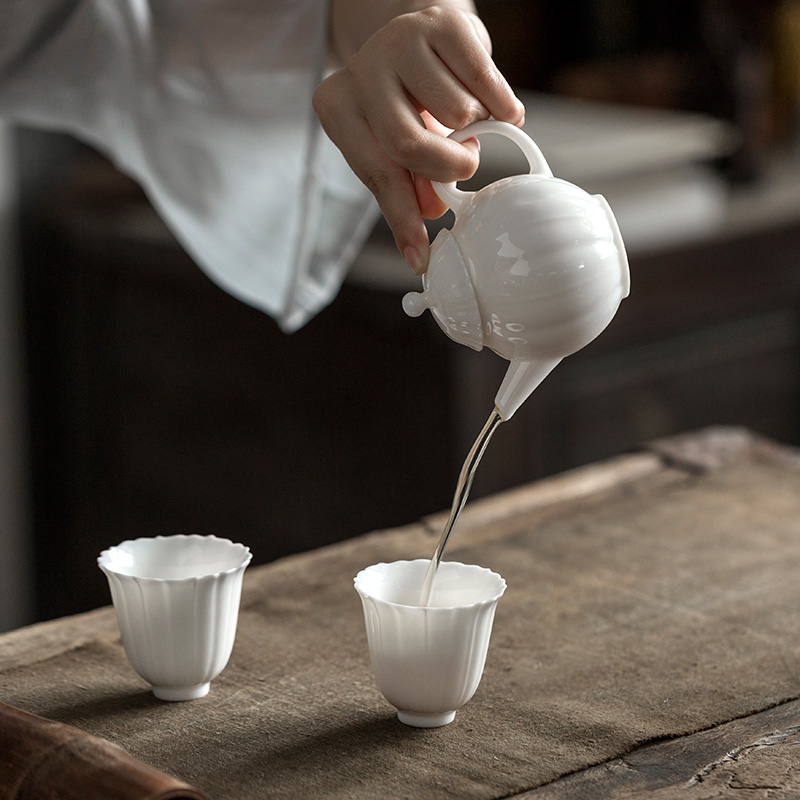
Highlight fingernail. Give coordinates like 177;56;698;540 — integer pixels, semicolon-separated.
404;246;425;276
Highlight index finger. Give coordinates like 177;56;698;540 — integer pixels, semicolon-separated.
428;12;525;125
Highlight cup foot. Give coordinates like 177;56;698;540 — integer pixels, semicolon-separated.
152;682;211;702
397;710;457;728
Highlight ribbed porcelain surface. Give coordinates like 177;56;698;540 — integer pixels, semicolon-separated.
354;560;506;727
98;534;251;701
404;120;629;420
452;175;628;361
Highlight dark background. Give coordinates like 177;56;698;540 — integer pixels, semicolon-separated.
14;0;800;622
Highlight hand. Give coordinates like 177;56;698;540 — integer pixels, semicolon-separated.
313;5;524;274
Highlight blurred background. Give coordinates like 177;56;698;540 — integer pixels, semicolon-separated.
2;0;800;631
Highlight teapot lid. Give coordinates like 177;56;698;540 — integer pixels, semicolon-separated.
402;229;484;352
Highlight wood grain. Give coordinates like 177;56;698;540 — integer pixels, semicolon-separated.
518;700;800;798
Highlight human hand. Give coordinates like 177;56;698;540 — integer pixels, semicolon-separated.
312;5;524;275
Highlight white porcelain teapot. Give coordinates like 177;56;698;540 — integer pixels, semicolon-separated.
402;120;630;420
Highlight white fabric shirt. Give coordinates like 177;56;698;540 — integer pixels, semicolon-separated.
0;0;379;331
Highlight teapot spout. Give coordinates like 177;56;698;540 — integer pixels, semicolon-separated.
494;357;562;420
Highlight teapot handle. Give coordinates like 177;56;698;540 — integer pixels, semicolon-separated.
431;120;553;214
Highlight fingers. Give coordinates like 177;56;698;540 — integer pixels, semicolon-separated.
419;8;525;126
314;80;431;273
345;47;482;182
313;6;526;275
464;12;492;55
343;8;522;181
414;175;449;220
414;135;478;220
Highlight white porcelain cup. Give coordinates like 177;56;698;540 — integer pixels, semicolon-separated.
354;559;506;727
98;534;252;701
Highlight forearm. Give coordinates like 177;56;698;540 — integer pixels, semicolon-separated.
328;0;479;65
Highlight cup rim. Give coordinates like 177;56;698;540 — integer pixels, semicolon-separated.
97;534;252;582
354;559;506;610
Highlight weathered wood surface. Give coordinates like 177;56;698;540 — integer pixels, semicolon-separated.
522;699;800;798
2;427;800;799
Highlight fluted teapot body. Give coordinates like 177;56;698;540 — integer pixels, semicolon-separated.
403;121;630;420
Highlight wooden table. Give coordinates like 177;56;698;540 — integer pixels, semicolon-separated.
2;427;800;799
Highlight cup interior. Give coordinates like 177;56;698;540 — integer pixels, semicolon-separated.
355;560;505;608
98;535;251;580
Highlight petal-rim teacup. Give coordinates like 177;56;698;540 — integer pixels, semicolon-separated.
99;534;252;701
355;559;506;727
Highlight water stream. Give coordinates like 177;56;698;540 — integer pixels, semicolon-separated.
419;407;503;606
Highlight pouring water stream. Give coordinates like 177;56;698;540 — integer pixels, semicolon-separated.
419;407;503;606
